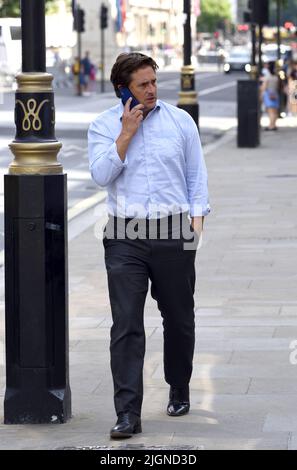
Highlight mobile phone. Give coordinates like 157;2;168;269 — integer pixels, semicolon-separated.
119;87;140;109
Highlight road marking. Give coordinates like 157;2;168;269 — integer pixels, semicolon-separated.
158;75;237;98
158;72;218;89
204;128;236;156
196;72;222;81
199;81;237;96
67;191;106;221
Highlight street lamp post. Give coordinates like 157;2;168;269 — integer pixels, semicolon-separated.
4;0;71;424
258;23;264;78
177;0;199;128
250;21;258;80
276;0;281;61
100;3;109;93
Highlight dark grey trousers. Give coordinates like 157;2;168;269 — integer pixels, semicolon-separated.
103;213;198;417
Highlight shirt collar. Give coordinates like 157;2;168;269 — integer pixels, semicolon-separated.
118;99;161;121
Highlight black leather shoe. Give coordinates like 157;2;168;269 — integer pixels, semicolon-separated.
167;386;190;417
110;412;142;439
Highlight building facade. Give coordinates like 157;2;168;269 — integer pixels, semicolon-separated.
124;0;182;50
75;0;184;76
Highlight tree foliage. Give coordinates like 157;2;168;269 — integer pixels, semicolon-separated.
0;0;66;17
197;0;232;33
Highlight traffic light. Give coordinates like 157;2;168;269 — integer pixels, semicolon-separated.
78;9;85;33
243;1;251;23
74;8;85;33
100;4;108;30
243;0;269;25
254;0;269;25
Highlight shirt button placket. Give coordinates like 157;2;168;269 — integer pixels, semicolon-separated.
142;121;151;217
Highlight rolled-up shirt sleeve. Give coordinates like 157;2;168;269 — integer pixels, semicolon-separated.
88;120;128;187
185;118;211;217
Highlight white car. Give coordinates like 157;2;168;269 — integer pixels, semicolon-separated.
224;48;251;73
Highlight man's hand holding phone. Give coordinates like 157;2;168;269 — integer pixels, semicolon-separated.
116;98;144;162
122;97;144;138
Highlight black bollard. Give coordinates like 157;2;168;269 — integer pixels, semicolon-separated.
4;0;71;424
237;80;260;148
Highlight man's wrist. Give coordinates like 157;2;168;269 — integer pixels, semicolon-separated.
116;132;133;161
120;130;134;141
191;216;204;236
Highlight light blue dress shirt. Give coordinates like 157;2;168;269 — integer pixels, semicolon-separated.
88;99;210;219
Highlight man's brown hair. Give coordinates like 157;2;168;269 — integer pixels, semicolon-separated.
110;52;158;98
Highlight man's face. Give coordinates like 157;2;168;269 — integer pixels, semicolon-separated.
128;66;158;112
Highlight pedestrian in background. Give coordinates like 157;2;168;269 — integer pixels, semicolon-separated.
261;61;280;131
217;48;225;73
89;63;97;93
288;61;297;116
88;52;210;439
261;61;270;78
81;51;92;94
72;56;81;96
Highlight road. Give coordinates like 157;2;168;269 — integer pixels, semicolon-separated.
0;69;246;253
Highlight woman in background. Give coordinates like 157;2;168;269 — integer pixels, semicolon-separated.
261;61;280;131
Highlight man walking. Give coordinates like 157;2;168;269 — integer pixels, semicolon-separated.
88;53;210;439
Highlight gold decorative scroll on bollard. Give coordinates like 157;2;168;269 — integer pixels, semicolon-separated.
178;65;198;106
9;72;63;175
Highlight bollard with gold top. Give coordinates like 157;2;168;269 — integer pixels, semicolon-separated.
4;0;71;424
9;72;62;175
177;0;199;128
250;65;258;81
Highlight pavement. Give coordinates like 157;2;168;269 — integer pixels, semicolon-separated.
0;110;297;449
